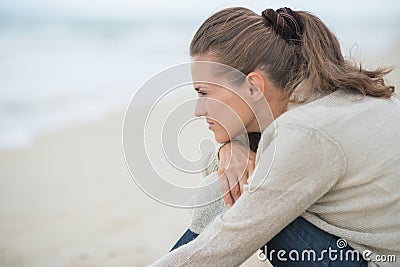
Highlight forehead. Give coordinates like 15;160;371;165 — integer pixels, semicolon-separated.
191;60;217;83
191;59;244;90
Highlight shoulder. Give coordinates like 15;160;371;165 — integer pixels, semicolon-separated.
276;90;400;136
257;90;400;170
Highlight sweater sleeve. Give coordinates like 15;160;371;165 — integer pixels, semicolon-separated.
189;171;227;234
189;148;226;234
150;124;347;267
201;149;219;178
189;132;254;233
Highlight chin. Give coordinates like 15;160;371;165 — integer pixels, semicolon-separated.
213;132;230;144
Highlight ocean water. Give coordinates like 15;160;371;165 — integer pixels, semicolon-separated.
0;0;399;150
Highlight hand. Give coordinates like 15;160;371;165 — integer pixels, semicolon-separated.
217;141;256;208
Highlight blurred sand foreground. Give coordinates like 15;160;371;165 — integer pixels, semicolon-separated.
0;111;267;267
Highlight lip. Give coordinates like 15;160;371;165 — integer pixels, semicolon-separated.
206;119;215;130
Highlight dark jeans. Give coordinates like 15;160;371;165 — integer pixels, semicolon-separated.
170;217;367;266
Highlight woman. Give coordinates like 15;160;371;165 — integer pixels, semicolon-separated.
151;6;400;266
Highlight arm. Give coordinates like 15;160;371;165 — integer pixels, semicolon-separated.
189;171;227;234
190;137;255;233
150;124;347;266
171;152;223;250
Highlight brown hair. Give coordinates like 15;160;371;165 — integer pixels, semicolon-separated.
190;7;394;102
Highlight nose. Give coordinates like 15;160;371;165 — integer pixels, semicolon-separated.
194;98;207;117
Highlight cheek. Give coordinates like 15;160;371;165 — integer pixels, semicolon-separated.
205;90;255;140
226;95;255;129
204;99;220;116
210;95;251;124
238;103;255;126
207;104;245;141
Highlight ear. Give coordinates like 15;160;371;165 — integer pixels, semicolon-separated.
246;71;266;101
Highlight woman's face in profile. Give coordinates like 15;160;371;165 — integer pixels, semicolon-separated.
191;59;257;143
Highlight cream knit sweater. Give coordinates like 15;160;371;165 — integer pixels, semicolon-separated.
150;90;400;267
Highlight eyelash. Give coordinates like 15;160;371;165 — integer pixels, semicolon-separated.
196;90;207;97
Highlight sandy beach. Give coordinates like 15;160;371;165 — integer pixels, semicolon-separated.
0;110;268;267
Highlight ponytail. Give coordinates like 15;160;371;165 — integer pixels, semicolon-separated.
292;11;394;102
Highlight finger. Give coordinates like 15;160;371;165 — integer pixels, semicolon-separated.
218;157;230;178
219;173;234;208
248;159;256;177
236;160;250;194
230;177;241;202
238;173;247;194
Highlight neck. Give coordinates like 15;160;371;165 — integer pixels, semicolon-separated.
246;91;288;133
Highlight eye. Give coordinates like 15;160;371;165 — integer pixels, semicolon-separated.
197;91;207;97
195;87;207;97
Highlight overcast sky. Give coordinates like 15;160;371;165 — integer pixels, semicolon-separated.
1;0;399;21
